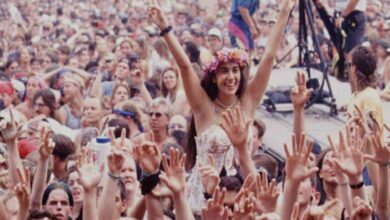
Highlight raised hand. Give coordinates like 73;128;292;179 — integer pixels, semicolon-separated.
199;154;220;195
327;135;350;185
233;188;255;220
159;148;187;194
15;167;30;208
38;127;55;159
350;196;372;220
365;132;390;166
77;147;104;192
109;127;130;153
284;133;318;183
220;106;252;151
133;140;161;174
253;171;279;214
291;71;312;109
201;187;229;220
0;109;18;142
331;127;367;180
147;0;169;30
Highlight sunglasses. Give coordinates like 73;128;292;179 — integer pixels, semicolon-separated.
148;112;164;118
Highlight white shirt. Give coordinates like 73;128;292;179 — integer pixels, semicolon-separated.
335;0;367;12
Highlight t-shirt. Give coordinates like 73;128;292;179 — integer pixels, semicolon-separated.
230;0;259;18
347;87;384;131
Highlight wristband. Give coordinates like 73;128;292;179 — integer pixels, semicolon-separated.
107;172;121;180
160;25;172;36
349;181;364;189
140;170;161;195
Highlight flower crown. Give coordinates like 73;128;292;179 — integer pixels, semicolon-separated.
204;48;249;74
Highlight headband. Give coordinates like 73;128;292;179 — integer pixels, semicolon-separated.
204;48;249;75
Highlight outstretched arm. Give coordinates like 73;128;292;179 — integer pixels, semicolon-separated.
244;0;296;112
148;0;211;114
291;72;312;145
30;129;54;210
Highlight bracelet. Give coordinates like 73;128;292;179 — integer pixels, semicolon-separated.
107;172;121;180
379;161;390;168
160;25;172;36
349;181;364;189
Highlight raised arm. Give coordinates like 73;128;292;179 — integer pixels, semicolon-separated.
15;167;31;220
148;0;211;114
291;72;312;145
76;148;104;220
277;133;318;220
98;129;126;220
331;127;367;202
244;0;296;111
366;133;390;220
0;109;22;188
220;106;257;178
30;128;54;210
133;140;164;220
159;148;194;220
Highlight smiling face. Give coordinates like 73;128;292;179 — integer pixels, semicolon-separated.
67;171;84;203
163;70;177;91
214;62;241;97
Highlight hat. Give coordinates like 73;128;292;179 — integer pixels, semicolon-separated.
208;28;222;41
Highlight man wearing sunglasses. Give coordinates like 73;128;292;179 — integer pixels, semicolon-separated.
133;97;171;149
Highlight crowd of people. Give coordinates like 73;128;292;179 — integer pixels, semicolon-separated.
0;0;390;219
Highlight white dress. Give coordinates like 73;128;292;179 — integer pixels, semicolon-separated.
185;123;253;214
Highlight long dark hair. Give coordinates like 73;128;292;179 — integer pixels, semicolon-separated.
316;148;331;205
185;66;247;170
32;89;57;118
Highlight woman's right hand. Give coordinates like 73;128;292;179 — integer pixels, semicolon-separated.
148;0;169;30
